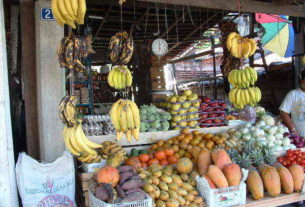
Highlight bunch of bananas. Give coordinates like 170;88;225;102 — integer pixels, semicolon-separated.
57;33;88;72
108;65;133;90
63;122;103;163
58;95;78;127
229;87;262;110
228;67;258;88
51;0;86;28
226;32;257;59
110;99;140;142
99;141;127;167
109;31;134;65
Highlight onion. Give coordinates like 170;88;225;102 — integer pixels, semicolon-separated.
296;143;303;148
283;132;290;137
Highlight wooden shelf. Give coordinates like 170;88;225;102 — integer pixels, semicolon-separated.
239;193;305;207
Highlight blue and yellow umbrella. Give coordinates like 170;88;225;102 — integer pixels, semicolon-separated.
255;13;294;57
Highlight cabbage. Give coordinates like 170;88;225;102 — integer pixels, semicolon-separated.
140;113;147;121
253;128;262;137
242;134;251;141
273;145;283;152
255;106;265;116
277;126;285;134
268;126;277;135
275;133;284;140
256;120;266;127
241;128;250;135
161;121;169;129
282;137;291;146
266;134;275;142
151;120;161;129
140;122;148;132
140;108;148;115
147;104;157;113
261;115;275;126
274;139;283;146
147;114;155;122
235;131;242;139
245;122;252;128
289;144;296;149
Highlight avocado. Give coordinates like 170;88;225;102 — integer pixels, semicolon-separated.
138;149;148;155
130;148;139;157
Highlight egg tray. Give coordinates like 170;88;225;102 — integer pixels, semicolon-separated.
141;119;170;123
172;123;200;129
171;117;201;124
161;99;200;105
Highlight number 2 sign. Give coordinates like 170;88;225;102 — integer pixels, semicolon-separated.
41;8;55;20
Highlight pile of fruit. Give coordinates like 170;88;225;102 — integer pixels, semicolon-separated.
139;105;171;132
51;0;86;28
92;165;146;204
228;67;262;110
284;133;305;148
226;32;257;59
149;128;238;161
110;99;140;142
228;143;305;199
199;96;226;128
158;90;200;129
196;149;243;188
107;65;133;90
278;149;305;171
125;148;178;168
109;31;134;65
139;163;205;207
230;120;294;152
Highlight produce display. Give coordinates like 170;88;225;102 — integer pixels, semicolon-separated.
157;90;200;129
138;164;205;207
51;0;86;28
226;32;257;59
199;96;226;128
110;99;140;142
278;149;305;171
283;133;305;148
91;165;147;204
228;67;262;110
107;65;133;90
139;104;171;132
57;32;88;72
109;31;134;65
82;115;115;136
99;141;127;167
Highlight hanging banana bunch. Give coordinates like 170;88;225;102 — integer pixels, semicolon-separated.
226;32;257;59
109;31;134;65
110;99;140;142
107;65;133;90
51;0;86;28
58;95;78;127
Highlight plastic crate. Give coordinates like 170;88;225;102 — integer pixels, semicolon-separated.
89;184;153;207
196;169;248;207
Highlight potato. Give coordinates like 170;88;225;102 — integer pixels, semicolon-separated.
158;182;169;191
166;198;179;207
156;200;166;207
173;145;179;152
171;174;183;186
163;165;174;176
161;175;173;184
168;183;179;191
184;152;192;159
205;133;213;139
192;130;200;136
188;178;196;187
138;173;146;179
159;191;169;201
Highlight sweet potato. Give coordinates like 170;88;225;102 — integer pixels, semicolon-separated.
121;191;146;202
129;175;142;181
119;172;134;185
125;188;146;196
95;186;108;201
115;185;125;198
121;179;144;190
118;165;136;174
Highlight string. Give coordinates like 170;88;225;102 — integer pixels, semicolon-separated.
120;3;123;31
155;2;160;36
144;8;149;40
165;2;168;40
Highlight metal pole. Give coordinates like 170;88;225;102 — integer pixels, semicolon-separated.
211;37;217;99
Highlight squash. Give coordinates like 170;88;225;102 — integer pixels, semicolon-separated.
206;165;228;188
125;156;142;169
246;169;264;200
202;175;216;189
222;163;241;186
276;164;294;194
289;164;304;192
97;166;120;187
197;149;212;176
176;158;193;174
260;166;281;197
211;149;232;170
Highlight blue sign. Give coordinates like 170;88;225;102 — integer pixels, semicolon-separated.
41;8;55;20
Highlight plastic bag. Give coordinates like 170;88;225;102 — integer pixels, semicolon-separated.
16;151;76;207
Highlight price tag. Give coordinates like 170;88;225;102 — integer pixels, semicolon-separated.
41;8;55;20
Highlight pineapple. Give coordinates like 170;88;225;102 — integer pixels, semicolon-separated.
235;153;252;169
249;149;265;168
242;139;256;155
262;147;277;165
227;149;239;163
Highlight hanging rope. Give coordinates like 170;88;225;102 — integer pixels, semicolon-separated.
165;2;168;40
120;3;123;31
175;5;179;43
188;5;195;26
144;8;149;40
155;2;160;36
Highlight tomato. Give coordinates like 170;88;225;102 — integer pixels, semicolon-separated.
164;148;175;156
287;153;293;158
282;161;287;166
293;155;297;159
286;160;291;166
288;157;294;162
297;157;302;163
160;159;169;165
141;162;148;168
292;161;297;165
148;158;159;166
301;160;305;165
154;150;167;160
278;157;284;163
167;155;178;164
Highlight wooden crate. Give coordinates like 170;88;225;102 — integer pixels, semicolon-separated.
78;172;95;207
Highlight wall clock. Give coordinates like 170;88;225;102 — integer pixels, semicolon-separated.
152;38;168;57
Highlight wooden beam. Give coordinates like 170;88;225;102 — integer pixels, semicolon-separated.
94;6;112;38
169;50;213;64
138;0;305;17
160;10;190;38
168;12;218;53
20;0;40;159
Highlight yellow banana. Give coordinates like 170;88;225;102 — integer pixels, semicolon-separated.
76;0;86;24
126;130;132;142
235;88;242;106
110;99;122;131
70;0;79;17
248;87;256;103
230;37;239;58
63;0;76;20
255;87;262;103
107;69;114;87
78;154;97;163
126;104;135;130
116;69;122;89
249;39;257;56
57;0;73;21
74;123;97;155
121;68;127;89
132;128;140;141
243;41;251;58
226;32;239;50
128;100;140;129
78;123;102;149
126;68;133;87
119;101;128;133
63;126;81;156
241;70;247;88
112;68;119;89
69;125;84;153
244;68;252;86
244;88;250;105
51;0;65;26
229;88;236;103
116;131;124;141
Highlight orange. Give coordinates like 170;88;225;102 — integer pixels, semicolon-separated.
138;154;150;163
160;159;169;165
168;155;178;164
165;148;175;156
148;158;159;166
154;150;166;160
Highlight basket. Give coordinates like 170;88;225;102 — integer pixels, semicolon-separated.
196;169;248;207
89;183;153;207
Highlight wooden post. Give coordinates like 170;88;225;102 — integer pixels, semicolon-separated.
0;1;19;206
20;0;40;159
211;38;217;99
249;14;255;68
